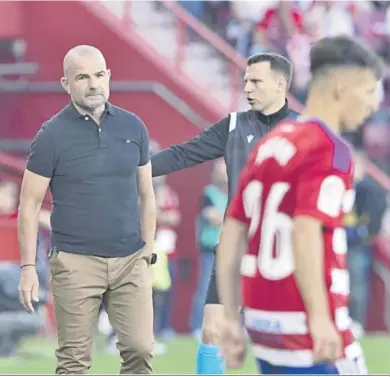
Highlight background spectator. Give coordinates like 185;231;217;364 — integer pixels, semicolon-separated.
0;180;50;358
153;174;181;339
189;159;228;339
0;236;50;358
345;150;387;335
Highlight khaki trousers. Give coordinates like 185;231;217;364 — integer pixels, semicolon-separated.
50;249;154;374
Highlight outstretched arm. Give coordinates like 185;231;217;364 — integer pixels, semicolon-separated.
151;116;229;177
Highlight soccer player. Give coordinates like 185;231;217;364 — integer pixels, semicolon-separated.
152;53;299;374
216;35;382;375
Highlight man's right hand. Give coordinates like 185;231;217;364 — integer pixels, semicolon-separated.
220;316;247;369
309;317;343;364
18;266;40;313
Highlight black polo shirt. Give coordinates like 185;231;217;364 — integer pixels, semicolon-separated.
26;102;150;257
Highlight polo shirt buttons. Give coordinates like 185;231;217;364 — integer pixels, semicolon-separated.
84;116;89;121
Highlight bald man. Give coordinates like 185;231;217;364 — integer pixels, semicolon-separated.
18;45;156;374
61;45;110;119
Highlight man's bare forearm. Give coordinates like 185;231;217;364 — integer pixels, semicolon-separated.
217;218;247;320
139;195;157;250
293;216;331;319
18;200;41;265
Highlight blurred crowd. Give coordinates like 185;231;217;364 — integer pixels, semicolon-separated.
181;1;390;93
180;0;390;172
0;181;50;359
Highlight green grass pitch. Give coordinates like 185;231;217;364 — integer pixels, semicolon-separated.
0;335;388;374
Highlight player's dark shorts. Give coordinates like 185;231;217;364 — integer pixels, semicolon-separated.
205;266;220;305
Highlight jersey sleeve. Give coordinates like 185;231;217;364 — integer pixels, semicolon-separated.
294;151;349;227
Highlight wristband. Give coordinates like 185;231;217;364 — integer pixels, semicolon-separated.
20;264;35;269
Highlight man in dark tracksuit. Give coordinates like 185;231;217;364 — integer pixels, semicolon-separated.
151;53;299;374
345;150;387;332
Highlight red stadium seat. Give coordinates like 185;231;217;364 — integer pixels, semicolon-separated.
0;216;19;262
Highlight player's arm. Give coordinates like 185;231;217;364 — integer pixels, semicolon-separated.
151;117;229;177
19;125;55;265
292;215;331;319
293;158;346;361
293;165;346;319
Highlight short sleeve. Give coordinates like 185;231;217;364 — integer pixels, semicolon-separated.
294;160;348;227
138;117;150;166
26;125;57;178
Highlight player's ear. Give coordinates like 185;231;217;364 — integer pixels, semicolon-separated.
61;77;70;94
333;76;344;102
278;76;287;93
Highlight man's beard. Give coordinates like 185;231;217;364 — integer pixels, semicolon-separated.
77;95;106;112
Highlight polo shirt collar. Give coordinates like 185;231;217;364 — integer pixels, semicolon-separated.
65;101;115;120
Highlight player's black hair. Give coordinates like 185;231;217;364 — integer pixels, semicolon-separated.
310;36;383;80
247;53;293;90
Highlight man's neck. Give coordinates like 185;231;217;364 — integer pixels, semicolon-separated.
301;90;341;134
254;98;289;127
261;96;287;116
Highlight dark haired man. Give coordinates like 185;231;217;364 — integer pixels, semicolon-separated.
217;35;382;375
152;53;299;374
